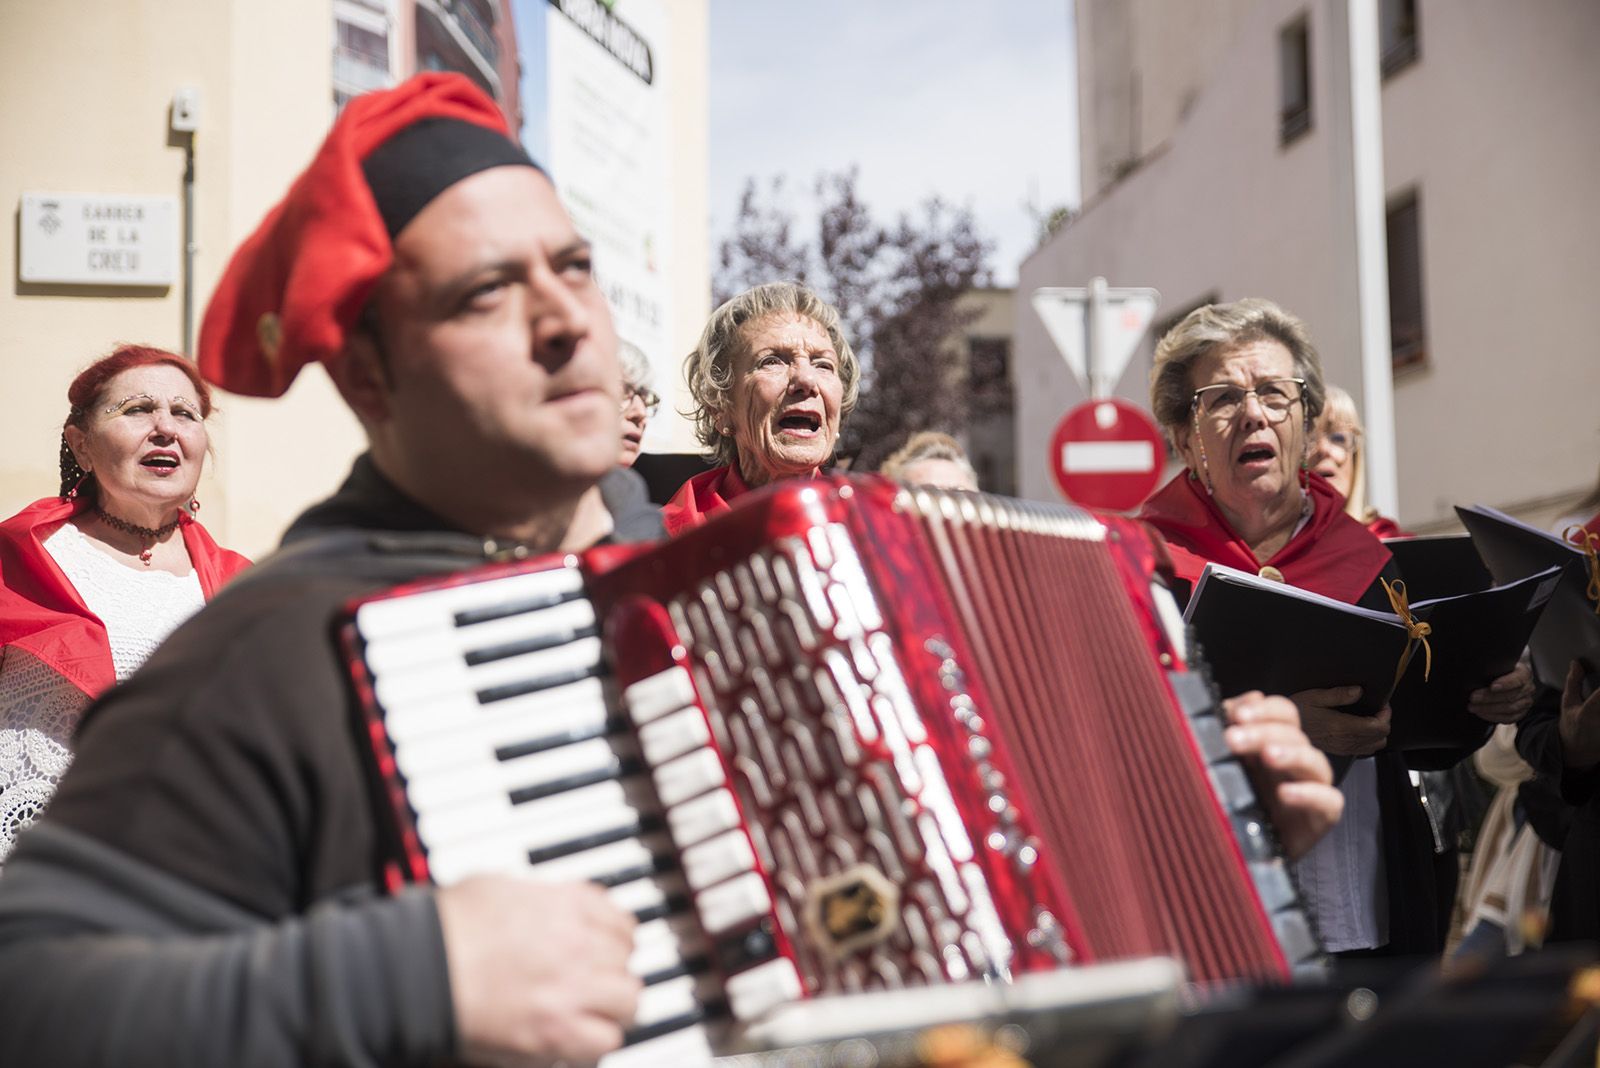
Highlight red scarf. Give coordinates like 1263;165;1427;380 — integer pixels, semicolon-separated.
1583;510;1600;543
1365;512;1407;540
0;497;252;697
1136;470;1391;604
662;465;753;535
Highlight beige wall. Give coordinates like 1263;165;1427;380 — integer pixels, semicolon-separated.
2;0;710;558
1024;0;1600;530
1;0;361;560
1076;0;1260;202
660;0;711;454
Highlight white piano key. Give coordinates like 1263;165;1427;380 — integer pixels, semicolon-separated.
681;831;756;891
356;566;584;640
390;683;611;775
695;871;770;934
624;666;698;726
632;974;700;1029
404;735;628;812
637;707;712;766
600;1025;715;1068
524;833;672;886
665;789;740;849
385;677;605;746
418;775;650;852
725;957;803;1021
365;598;598;674
607;873;684;918
375;637;603;709
630;915;707;978
653;749;725;807
425;839;534;883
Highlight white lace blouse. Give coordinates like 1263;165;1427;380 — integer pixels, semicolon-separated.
0;520;204;860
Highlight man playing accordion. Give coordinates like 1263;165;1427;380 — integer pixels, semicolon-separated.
0;75;1337;1067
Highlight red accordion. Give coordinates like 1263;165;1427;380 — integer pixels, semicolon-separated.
344;476;1318;1061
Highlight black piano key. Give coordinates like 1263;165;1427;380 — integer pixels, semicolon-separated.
592;852;678;889
476;662;606;704
493;716;625;762
453;587;586;628
464;622;600;666
525;815;665;867
506;757;644;806
634;892;691;925
639;952;710;988
622;1004;720;1047
714;917;781;973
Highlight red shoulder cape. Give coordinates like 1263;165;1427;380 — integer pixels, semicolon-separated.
662;465;752;536
1135;471;1391;604
0;497;252;697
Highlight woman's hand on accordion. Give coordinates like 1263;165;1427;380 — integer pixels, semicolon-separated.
1223;692;1344;862
436;875;642;1067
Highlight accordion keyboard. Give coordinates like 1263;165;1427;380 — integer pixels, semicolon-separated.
352;563;793;1066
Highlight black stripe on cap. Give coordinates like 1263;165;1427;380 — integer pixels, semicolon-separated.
362;117;542;240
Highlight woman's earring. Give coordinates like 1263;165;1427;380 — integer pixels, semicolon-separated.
187;497;201;515
59;435;91;501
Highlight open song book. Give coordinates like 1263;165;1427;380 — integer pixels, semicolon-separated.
1182;561;1560;749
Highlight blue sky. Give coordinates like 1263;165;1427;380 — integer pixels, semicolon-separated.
708;1;1080;287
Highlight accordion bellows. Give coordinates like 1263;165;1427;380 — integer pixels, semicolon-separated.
345;476;1319;1060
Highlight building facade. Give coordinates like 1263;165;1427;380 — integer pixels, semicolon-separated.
1;0;707;557
1019;0;1600;529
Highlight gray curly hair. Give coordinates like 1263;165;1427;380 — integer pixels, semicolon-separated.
618;339;652;393
682;281;860;468
1149;298;1326;442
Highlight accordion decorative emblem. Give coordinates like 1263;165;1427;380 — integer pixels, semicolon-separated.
344;476;1320;1062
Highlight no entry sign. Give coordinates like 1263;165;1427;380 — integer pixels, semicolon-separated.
1050;399;1166;511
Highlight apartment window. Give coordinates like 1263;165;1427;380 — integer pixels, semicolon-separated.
337;20;389;68
1387;191;1426;370
1379;0;1420;79
1279;16;1312;144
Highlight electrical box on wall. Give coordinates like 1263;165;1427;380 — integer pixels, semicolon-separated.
171;86;201;133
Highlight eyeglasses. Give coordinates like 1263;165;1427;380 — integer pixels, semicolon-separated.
620;386;660;416
1190;378;1306;423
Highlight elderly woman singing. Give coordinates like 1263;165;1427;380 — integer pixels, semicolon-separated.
0;345;251;860
663;282;858;533
1136;298;1532;957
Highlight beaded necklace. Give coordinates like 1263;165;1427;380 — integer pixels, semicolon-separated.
95;507;180;565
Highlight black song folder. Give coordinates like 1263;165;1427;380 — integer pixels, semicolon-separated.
1456;504;1600;688
1182;562;1561;750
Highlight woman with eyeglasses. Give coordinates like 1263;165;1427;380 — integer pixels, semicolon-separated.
1309;385;1405;538
616;341;659;468
1134;298;1530;959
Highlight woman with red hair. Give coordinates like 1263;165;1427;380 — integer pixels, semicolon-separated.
0;345;250;860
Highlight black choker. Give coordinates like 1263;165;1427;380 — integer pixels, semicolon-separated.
95;507;180;565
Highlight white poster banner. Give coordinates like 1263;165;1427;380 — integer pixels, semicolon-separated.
517;0;675;450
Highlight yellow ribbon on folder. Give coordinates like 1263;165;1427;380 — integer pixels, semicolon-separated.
1382;577;1433;687
1563;525;1600;616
